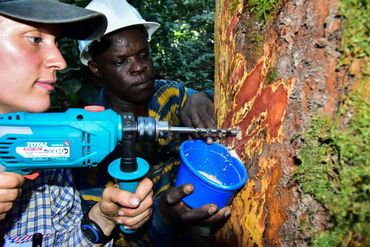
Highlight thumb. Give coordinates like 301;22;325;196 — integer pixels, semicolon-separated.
101;187;140;212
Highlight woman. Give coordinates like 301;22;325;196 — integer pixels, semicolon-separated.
0;0;153;246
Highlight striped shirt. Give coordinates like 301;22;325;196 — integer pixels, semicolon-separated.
74;79;190;202
73;79;191;246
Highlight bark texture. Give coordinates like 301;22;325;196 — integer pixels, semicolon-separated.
213;0;367;246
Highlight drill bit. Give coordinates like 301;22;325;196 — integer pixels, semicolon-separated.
140;119;240;139
167;126;240;138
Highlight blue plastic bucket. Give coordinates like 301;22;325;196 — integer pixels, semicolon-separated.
175;140;248;208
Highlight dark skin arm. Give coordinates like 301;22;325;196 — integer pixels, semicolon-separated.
159;184;231;230
180;91;216;139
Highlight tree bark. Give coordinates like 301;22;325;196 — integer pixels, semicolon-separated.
213;0;368;246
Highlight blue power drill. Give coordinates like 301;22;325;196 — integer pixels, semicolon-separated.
0;108;239;232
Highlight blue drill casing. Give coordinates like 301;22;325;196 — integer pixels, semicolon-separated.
0;108;122;174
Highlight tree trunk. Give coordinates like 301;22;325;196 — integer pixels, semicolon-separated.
213;0;369;246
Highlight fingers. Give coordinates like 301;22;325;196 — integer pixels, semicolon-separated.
198;104;216;129
127;212;152;230
0;172;25;189
118;189;153;218
98;178;153;229
116;206;152;230
181;91;217;140
117;178;153;218
199;206;232;225
191;92;216;129
206;136;214;144
134;178;153;201
181;203;217;222
0;202;14;220
188;109;203;128
101;187;140;213
181;92;216;128
180;205;231;226
0;172;24;221
102;178;152;207
165;184;193;205
180;110;193;127
107;188;153;230
0;188;22;202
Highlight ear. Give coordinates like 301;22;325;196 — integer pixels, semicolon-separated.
88;61;102;79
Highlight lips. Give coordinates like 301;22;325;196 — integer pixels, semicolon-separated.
133;79;153;90
35;81;55;91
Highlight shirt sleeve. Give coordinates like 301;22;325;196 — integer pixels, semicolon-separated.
185;87;198;96
185;87;214;101
203;88;214;101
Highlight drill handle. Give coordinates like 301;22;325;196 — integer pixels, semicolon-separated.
107;157;150;234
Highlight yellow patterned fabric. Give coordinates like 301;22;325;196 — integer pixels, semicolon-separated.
73;79;193;246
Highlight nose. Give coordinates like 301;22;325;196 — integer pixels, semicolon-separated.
129;56;147;75
44;43;67;71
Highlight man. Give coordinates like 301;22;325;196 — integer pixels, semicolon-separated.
77;0;230;246
0;0;153;246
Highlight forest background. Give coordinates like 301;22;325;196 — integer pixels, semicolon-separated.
53;0;215;111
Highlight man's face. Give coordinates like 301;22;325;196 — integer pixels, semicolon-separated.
0;15;67;113
91;28;155;104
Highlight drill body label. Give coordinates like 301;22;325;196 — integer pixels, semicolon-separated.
16;141;70;160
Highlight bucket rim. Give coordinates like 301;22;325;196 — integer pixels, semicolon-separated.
179;140;248;191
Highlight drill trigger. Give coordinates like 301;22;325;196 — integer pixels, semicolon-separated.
24;172;40;180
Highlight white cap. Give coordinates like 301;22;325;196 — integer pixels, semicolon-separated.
78;0;160;65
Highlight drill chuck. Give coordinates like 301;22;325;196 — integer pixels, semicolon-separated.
136;116;158;140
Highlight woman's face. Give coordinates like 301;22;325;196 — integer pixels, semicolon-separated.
0;15;67;113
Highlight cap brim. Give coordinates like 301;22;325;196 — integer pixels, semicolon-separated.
0;0;107;40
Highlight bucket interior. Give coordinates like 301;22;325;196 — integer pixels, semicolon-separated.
181;142;246;188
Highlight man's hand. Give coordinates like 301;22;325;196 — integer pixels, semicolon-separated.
180;92;216;139
88;178;153;236
159;184;231;230
0;172;25;221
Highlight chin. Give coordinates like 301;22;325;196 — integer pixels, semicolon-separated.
132;88;154;103
139;91;154;103
25;100;51;113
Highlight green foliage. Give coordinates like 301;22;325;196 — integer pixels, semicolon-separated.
54;0;215;110
130;0;215;90
295;93;370;245
266;68;278;84
228;0;240;14
338;0;370;69
247;0;279;23
295;1;370;245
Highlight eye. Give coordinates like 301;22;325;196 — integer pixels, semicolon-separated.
26;36;43;44
140;50;149;58
114;59;126;66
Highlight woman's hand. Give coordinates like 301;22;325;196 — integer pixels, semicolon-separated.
88;178;154;236
0;172;25;220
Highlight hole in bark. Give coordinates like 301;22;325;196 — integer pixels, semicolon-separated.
293;156;302;165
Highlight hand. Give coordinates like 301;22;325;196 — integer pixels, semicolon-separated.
89;178;153;235
159;184;231;229
0;172;25;221
180;92;217;139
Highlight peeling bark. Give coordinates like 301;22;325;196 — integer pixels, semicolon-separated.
212;0;360;246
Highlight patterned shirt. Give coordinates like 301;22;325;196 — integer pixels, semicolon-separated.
74;79;190;201
73;79;191;246
0;169;107;246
